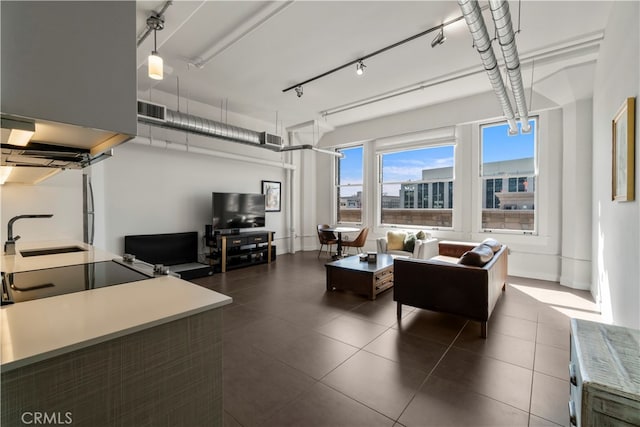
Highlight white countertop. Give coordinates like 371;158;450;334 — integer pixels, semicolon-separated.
1;241;232;372
1;240;115;273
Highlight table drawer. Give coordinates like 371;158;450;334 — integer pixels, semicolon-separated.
375;268;393;282
247;235;267;244
225;237;247;247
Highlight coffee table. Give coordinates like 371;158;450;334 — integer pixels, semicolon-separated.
325;254;395;300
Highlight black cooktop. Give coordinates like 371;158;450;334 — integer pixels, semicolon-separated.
1;260;152;304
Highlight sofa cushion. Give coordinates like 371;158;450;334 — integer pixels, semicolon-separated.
481;238;502;253
387;231;406;251
403;233;417;252
387;249;412;257
458;244;494;267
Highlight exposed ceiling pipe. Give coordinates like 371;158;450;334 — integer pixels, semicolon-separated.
458;0;518;135
147;108;265;146
280;144;343;158
136;1;173;47
489;0;531;132
320;31;603;118
132;136;296;170
137;101;340;157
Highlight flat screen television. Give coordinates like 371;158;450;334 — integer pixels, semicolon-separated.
212;192;265;230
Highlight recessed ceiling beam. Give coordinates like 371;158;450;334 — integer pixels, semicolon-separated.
189;1;295;69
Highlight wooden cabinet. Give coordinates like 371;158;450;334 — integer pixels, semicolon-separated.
569;319;640;427
325;254;395;300
206;231;275;272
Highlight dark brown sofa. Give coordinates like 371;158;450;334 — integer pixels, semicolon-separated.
393;240;508;338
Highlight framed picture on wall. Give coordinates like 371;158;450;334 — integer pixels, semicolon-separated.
612;97;636;201
262;180;281;212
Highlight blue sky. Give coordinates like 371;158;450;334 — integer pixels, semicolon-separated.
482;120;536;163
338;146;364;185
382;145;454;183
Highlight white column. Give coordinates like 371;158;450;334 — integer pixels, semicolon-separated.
561;99;593;289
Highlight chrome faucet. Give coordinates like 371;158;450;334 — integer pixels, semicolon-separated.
4;214;54;255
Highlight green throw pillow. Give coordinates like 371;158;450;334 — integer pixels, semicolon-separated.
403;233;417;253
415;230;426;240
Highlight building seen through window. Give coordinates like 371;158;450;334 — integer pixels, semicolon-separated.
336;146;363;223
481;119;537;231
380;145;454;228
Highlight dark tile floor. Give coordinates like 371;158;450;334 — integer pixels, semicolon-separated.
192;251;601;427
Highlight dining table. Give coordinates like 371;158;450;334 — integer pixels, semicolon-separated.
324;226;361;258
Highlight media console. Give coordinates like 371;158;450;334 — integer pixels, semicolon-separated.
206;230;275;272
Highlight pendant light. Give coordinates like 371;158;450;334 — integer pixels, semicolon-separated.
147;15;164;80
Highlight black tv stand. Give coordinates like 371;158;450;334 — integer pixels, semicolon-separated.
215;229;240;236
206;230;275;273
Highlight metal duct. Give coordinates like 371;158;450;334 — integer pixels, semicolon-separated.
458;0;518;134
166;109;263;145
137;104;271;149
489;0;530;132
137;100;340;157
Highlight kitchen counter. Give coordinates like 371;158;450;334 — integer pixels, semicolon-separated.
1;240;232;425
1;240;232;371
1;275;231;371
1;240;115;273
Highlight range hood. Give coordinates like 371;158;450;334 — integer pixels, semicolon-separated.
1;115;127;184
1;114;128;169
1;1;137;184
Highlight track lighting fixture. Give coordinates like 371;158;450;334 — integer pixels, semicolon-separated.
431;27;446;48
147;14;165;80
283;12;468;96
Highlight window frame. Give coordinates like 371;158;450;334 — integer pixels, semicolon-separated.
335;145;364;225
479;117;539;235
377;142;456;230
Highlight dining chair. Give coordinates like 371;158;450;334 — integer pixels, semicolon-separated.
342;227;369;254
317;224;338;258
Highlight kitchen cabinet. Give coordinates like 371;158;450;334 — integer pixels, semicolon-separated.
1;1;137;147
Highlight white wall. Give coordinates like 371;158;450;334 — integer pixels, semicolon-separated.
97;141;287;258
0;171;84;244
592;1;640;329
92;90;294;258
317;90;572;281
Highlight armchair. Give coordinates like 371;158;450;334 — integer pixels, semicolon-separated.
376;230;438;259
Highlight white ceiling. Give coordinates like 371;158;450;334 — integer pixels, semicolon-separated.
135;1;612;129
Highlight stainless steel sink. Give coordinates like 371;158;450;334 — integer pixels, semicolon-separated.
20;246;87;257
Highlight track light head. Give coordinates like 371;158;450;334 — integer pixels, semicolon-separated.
431;27;446;48
356;60;366;76
295;85;303;98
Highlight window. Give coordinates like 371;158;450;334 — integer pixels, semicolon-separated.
480;119;537;231
336;146;363;223
380;145;454;228
485;178;503;209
